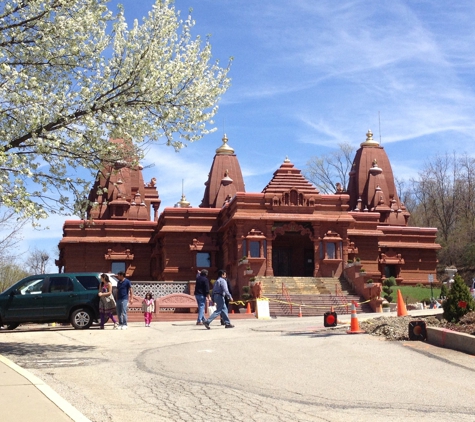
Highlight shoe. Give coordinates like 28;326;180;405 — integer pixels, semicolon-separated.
118;325;123;330
196;322;203;325
220;320;225;326
203;321;210;330
113;323;118;329
225;324;235;329
122;325;128;330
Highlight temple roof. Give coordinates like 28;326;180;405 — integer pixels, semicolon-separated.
86;138;160;221
199;135;245;208
262;158;320;196
346;130;409;225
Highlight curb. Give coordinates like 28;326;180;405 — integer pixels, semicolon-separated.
0;354;91;422
427;327;475;355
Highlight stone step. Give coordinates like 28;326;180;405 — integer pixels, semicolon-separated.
264;293;372;316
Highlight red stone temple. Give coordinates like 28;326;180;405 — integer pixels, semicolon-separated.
56;130;440;309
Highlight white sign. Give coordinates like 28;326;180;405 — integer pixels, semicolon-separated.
428;274;434;283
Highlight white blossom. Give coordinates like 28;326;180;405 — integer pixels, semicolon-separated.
0;0;231;219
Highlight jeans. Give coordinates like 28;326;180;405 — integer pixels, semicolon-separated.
206;294;231;325
195;294;207;322
116;298;129;326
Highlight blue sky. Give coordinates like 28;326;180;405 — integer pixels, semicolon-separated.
10;0;475;267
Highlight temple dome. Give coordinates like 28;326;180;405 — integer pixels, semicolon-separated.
200;134;245;208
347;131;409;225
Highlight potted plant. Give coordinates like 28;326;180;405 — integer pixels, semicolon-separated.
240;286;252;313
245;266;253;275
359;267;366;275
355;257;361;265
239;256;249;265
346;260;354;268
366;278;374;288
249;276;256;286
382;302;391;312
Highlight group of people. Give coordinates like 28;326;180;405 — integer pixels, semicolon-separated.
98;271;154;329
98;268;235;330
194;269;235;329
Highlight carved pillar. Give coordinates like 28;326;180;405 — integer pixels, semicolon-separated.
312;223;321;277
342;235;349;265
152;203;160;221
265;222;274;276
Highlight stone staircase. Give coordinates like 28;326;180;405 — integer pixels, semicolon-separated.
253;276;372;317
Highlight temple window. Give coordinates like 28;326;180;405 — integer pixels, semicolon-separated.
249;241;260;258
196;252;211;267
327;243;336;259
243;229;266;259
111;261;126;274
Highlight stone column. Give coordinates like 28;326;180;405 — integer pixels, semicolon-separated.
265;222;274;276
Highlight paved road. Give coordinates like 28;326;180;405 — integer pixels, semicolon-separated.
1;315;474;422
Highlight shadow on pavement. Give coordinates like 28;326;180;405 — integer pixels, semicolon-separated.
0;341;95;357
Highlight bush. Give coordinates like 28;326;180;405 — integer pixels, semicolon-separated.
442;274;475;322
383;277;397;303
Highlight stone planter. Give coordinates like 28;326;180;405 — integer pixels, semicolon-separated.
245;269;253;275
366;283;374;288
382;306;391;313
239;259;249;266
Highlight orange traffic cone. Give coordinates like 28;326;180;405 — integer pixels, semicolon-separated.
347;301;365;334
397;289;408;316
298;306;302;317
231;309;235;314
246;302;252;314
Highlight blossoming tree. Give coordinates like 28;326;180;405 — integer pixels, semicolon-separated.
0;0;231;219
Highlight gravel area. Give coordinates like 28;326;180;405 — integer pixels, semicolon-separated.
360;311;475;341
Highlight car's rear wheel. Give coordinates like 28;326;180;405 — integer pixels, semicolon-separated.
6;323;19;330
71;309;93;329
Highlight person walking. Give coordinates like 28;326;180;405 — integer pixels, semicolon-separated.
98;273;118;329
203;270;234;329
195;269;210;325
116;271;133;330
220;276;233;325
142;292;155;327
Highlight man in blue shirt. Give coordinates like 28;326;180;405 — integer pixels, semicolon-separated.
203;270;234;329
116;271;133;330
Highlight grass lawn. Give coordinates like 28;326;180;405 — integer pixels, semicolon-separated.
393;285;441;304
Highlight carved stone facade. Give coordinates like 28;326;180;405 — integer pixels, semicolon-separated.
57;132;440;298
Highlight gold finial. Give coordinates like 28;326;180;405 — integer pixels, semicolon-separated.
215;133;235;155
360;129;379;147
175;179;191;208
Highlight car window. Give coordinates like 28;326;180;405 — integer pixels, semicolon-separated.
48;277;74;293
18;278;45;295
76;275;100;290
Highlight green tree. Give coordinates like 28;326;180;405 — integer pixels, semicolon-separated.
442;274;475;322
0;262;29;292
0;0;230;219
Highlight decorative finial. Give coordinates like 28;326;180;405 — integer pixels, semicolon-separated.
175;179;191;208
215;133;235;155
360;129;380;147
284;156;290;163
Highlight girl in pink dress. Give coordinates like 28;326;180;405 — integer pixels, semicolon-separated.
142;292;155;327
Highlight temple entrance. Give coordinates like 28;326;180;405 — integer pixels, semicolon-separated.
272;232;313;276
272;247;292;276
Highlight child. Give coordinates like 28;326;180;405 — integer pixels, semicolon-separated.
142;292;155;327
